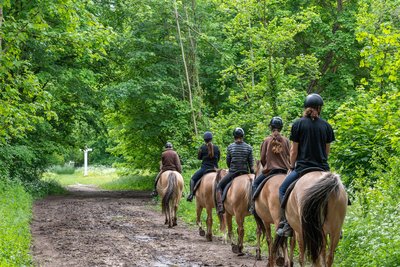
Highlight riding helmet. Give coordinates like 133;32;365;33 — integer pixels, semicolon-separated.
304;93;324;108
165;142;173;149
233;127;245;138
269;116;283;130
203;131;213;142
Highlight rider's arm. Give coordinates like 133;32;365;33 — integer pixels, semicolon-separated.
326;143;331;157
260;140;267;167
290;142;299;169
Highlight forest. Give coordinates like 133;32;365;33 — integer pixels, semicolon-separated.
0;0;399;266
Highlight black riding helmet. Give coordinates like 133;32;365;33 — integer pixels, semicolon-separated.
269;116;283;130
165;142;173;149
304;93;324;108
203;131;213;142
233;127;245;138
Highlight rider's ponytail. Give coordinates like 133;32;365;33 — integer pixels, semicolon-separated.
303;107;320;120
207;142;214;158
271;129;283;154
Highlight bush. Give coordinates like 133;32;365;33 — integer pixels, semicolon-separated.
0;179;33;266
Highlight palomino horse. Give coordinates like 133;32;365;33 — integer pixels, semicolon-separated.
254;161;294;267
218;169;254;256
195;171;222;241
273;171;347;267
156;170;184;228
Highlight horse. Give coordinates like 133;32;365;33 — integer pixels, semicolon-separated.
156;170;184;228
218;169;254;256
273;171;347;267
194;171;222;241
253;160;294;266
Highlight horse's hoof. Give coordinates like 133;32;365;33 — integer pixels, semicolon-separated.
199;229;205;236
206;233;212;241
256;249;261;260
231;244;239;254
276;256;285;266
237;251;244;257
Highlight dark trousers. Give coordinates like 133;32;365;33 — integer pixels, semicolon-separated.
252;173;267;197
217;171;247;192
191;167;207;186
278;170;299;203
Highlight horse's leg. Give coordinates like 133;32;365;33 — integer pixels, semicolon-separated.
327;232;340;267
196;204;204;236
235;216;245;256
173;200;178;226
265;224;274;266
206;207;213;241
297;234;305;267
226;213;233;245
255;221;263;260
288;235;296;267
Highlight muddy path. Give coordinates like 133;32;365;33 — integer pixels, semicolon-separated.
31;184;264;266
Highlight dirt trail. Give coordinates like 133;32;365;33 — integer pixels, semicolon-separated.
31;184;264;266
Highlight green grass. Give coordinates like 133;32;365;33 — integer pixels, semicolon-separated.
0;179;33;267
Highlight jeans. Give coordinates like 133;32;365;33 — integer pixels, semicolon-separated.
252;173;267;197
191;167;208;186
279;170;299;203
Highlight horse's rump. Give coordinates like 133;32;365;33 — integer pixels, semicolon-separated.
287;171;347;264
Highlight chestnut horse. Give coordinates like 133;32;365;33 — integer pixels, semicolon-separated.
195;171;222;241
273;171;347;267
218;169;254;256
156;170;184;228
254;161;294;267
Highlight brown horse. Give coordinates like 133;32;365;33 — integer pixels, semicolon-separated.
156;170;184;228
254;161;294;266
273;171;347;267
218;169;254;256
195;171;222;241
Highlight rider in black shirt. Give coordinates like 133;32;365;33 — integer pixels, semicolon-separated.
276;94;335;237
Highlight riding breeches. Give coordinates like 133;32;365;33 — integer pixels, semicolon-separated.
190;167;207;185
278;170;299;203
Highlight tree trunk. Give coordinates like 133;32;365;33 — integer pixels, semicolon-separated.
173;0;198;135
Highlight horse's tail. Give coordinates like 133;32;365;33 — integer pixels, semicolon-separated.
253;211;266;240
162;172;177;215
301;172;342;263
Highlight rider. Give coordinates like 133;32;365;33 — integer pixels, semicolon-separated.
187;131;221;202
151;142;182;197
276;93;335;237
215;127;254;215
249;117;291;214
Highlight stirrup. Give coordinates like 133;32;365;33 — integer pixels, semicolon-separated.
186;194;193;202
276;222;293;237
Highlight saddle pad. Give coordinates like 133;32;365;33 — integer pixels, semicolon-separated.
253;172;285;200
193;169;217;193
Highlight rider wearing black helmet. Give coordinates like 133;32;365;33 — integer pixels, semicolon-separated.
215;127;254;215
151;142;182;197
276;93;335;237
186;131;221;202
249;117;291;214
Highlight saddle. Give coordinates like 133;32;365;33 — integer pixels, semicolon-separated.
193;168;217;194
281;167;325;209
221;171;252;202
252;169;288;200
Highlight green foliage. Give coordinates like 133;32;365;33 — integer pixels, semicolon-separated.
0;179;33;266
336;156;400;266
48;165;76;175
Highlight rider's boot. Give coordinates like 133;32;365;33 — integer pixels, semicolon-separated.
186;179;194;202
216;190;224;215
276;208;293;237
151;171;162;197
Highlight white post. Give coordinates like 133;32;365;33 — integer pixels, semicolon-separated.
83;147;93;176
